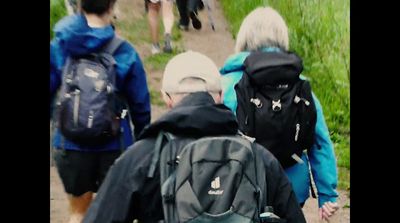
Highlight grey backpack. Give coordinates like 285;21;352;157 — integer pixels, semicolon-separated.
57;36;125;146
148;132;273;223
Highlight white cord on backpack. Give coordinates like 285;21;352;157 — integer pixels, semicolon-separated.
291;154;304;164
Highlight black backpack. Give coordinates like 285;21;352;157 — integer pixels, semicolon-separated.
235;51;317;168
57;36;125;146
147;132;285;223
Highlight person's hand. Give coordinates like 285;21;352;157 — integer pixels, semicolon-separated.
319;201;339;221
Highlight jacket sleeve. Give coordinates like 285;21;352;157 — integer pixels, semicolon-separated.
50;38;64;118
308;93;339;207
83;141;152;223
262;148;306;223
221;71;243;114
121;49;151;138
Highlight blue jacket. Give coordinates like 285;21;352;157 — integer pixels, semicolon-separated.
220;48;338;207
50;14;151;152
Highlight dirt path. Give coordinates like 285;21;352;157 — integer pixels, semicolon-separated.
51;0;349;222
178;0;235;67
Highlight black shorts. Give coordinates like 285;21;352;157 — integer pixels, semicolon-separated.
54;149;122;196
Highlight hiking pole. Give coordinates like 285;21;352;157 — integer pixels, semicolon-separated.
202;0;215;31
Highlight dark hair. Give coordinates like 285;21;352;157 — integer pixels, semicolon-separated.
81;0;117;15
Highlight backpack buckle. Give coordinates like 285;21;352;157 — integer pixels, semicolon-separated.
250;98;263;108
294;95;310;106
272;100;281;111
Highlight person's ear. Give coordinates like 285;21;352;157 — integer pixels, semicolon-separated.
161;91;173;109
214;91;222;104
107;7;114;17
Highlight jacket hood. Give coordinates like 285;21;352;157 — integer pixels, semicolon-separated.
219;47;283;75
139;92;238;139
53;14;115;56
243;50;303;86
220;52;250;75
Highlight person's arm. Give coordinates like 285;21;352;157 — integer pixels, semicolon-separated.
121;48;151;138
308;94;339;216
50;39;64;119
261;148;306;223
83;141;152;223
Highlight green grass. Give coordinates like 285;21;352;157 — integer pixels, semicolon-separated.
145;48;184;70
149;87;165;107
116;6;184;72
115;17;151;45
220;0;350;189
338;167;350;190
116;6;183;45
115;5;184;106
50;0;67;39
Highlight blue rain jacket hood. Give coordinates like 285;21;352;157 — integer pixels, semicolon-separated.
53;14;115;56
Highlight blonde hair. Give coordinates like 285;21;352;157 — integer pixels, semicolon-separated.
235;7;289;53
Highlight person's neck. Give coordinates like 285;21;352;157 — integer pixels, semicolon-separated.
84;12;111;28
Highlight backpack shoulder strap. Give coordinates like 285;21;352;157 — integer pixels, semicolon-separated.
250;141;267;214
238;132;267;213
62;56;74;75
101;36;125;55
147;131;175;178
158;132;180;223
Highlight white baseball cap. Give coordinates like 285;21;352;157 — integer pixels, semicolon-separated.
161;51;222;93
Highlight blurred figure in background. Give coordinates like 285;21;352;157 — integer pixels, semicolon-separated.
145;0;174;54
176;0;202;30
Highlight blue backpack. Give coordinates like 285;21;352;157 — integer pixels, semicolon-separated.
57;36;125;146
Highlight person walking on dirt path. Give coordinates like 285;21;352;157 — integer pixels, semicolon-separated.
176;0;202;30
50;0;151;222
219;7;339;222
145;0;174;54
83;51;306;223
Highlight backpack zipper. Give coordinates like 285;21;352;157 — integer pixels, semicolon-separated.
294;95;310;106
250;98;263;108
87;110;94;128
73;89;80;127
295;123;300;141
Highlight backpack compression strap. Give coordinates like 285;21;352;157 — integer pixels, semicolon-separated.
147;131;175;178
101;36;125;55
238;132;266;212
63;36;124;75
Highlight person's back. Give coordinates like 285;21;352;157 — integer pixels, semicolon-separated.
50;0;151;222
220;6;339;221
83;51;305;223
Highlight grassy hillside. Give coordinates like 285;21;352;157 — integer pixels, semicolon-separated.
50;0;67;39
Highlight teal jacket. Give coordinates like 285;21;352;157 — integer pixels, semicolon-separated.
220;48;338;207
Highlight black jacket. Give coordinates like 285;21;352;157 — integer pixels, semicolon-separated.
83;92;306;223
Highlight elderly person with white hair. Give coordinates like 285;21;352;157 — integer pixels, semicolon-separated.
220;6;339;221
